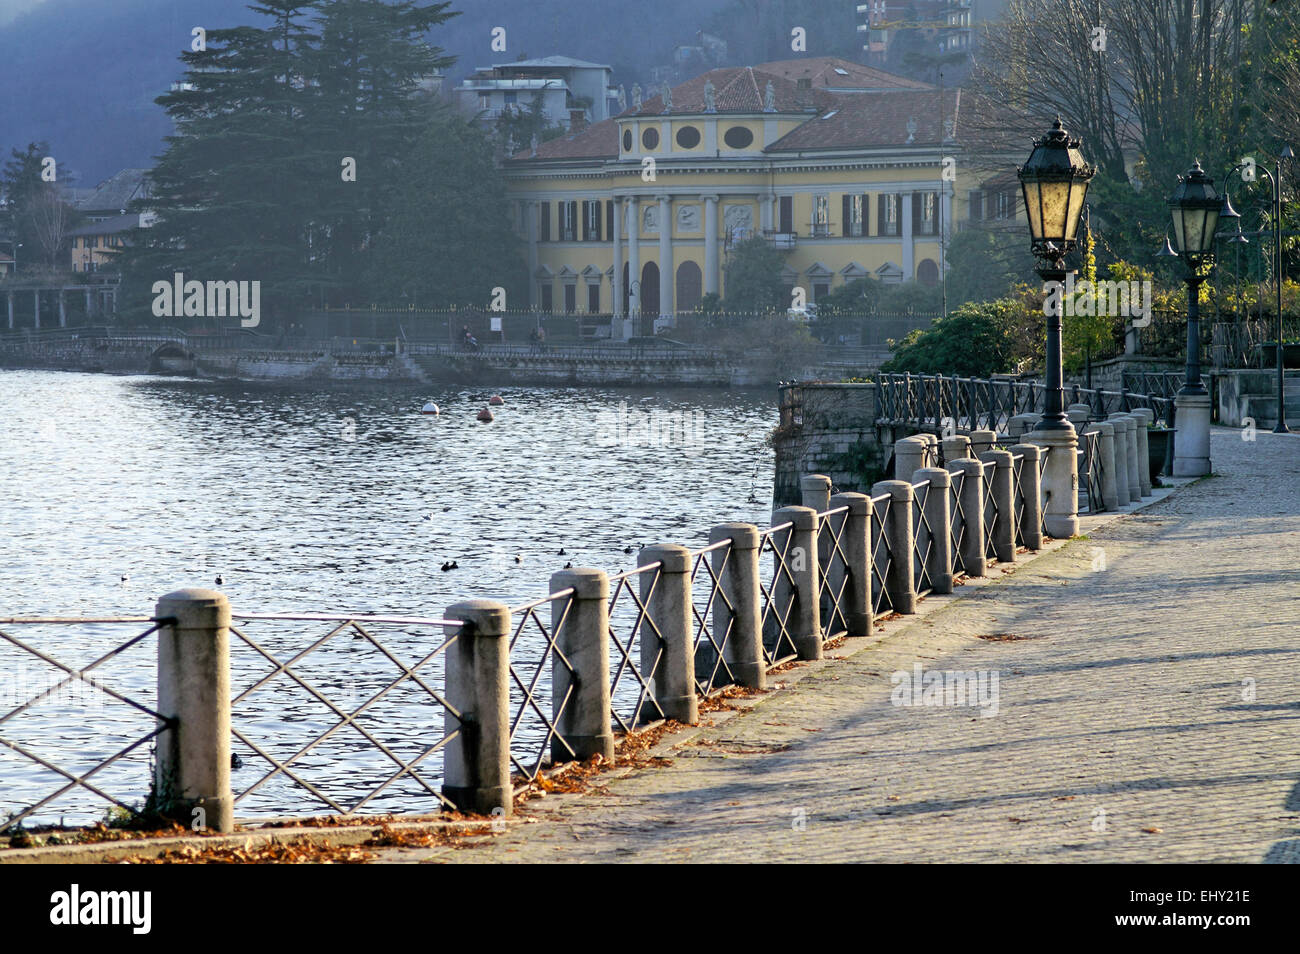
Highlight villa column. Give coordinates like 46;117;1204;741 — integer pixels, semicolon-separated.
527;200;539;310
658;194;673;319
84;288;92;319
760;193;775;232
58;290;66;327
627;197;641;318
901;192;915;279
703;195;720;296
612;196;623;324
6;291;13;330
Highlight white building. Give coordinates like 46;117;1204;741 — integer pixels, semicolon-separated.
455;56;619;131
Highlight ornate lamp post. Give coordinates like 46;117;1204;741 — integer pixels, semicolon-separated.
1018;117;1095;538
1161;161;1221;475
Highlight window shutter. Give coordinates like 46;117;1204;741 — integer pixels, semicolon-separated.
581;201;589;241
842;194;851;237
606;200;614;240
540;202;550;241
877;194;886;235
911;194;921;235
862;194;870;236
970;190;983;221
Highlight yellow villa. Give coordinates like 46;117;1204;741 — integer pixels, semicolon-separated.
503;56;1014;338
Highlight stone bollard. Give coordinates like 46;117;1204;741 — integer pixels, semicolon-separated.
442;598;513;816
1067;407;1089;428
913;468;953;594
827;492;872;636
1105;414;1130;507
800;473;832;513
948;458;987;577
1110;413;1141;503
1010;443;1044;550
894;436;929;481
550;567;615;762
1090;422;1120;512
969;428;997;458
155;589;234;833
771;506;822;661
1130;408;1154;495
918;432;939;464
708;523;765;690
639;545;698;725
979;449;1016;563
1027;425;1080;539
1006;414;1035;440
942;434;972;463
870;480;916;613
1067;402;1092;420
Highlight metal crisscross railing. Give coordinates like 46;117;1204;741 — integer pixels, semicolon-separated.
690;539;738;695
1077;429;1105;514
606;563;668;734
0;617;171;831
227;613;464;817
981;459;1000;560
910;480;936;598
1010;453;1027;549
870;492;896;617
759;521;801;666
507;592;577;782
948;469;968;576
814;505;853;642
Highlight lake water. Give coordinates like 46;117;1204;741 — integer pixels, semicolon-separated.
0;370;776;825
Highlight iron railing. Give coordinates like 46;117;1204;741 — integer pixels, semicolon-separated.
227;613;465;817
0;616;172;831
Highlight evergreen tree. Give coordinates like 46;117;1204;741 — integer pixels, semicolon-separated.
370;111;525;308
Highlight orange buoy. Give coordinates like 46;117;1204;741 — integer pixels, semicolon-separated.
488;394;505;406
477;407;495;422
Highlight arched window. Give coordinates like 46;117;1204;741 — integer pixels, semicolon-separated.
917;259;940;287
676;261;702;312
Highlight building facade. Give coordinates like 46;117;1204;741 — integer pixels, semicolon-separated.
456;56;619;131
504;59;985;338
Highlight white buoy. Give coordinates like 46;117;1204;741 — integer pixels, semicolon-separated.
421;402;440;415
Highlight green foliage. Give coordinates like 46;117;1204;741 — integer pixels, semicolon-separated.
882;295;1042;377
696;291;723;315
817;277;880;316
118;0;460;326
877;279;943;315
722;237;789;314
1;141;81;272
371;112;525;308
945;226;1036;306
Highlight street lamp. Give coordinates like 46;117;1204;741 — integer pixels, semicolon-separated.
1219;147;1293;434
1018;117;1095;432
1018;116;1094;540
1161;161;1220;476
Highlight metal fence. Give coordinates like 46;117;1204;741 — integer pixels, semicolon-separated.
876;373;1175;432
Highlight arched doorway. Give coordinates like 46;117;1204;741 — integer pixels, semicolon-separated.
676;261;702;313
640;261;660;335
917;258;939;287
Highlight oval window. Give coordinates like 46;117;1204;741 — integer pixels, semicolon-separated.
675;125;701;149
623;129;633;152
642;127;660;150
724;126;754;149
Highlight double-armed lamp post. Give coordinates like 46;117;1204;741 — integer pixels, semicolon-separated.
1158;161;1221;475
1017;117;1095;538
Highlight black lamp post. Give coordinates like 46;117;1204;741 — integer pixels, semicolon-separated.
1162;162;1222;397
1018;117;1096;432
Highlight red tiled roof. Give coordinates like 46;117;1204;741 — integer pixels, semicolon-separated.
752;56;932;91
628;67;838;116
507;116;620;162
765;89;961;152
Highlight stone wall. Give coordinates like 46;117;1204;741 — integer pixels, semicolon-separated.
771;382;886;508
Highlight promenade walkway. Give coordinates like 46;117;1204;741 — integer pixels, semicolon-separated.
384;428;1300;863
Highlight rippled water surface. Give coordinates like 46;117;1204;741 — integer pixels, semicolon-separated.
0;370;776;824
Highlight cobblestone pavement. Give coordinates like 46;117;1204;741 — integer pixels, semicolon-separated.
384;428;1300;863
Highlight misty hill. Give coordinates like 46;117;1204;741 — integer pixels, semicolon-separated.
0;0;748;185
